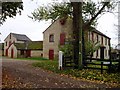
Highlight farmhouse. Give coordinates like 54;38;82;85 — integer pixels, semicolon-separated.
4;33;43;58
43;18;110;60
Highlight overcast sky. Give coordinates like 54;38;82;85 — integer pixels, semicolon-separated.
0;0;118;48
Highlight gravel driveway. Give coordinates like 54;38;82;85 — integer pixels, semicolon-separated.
2;57;109;89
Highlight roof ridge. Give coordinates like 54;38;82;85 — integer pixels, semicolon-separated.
11;32;27;36
11;33;31;41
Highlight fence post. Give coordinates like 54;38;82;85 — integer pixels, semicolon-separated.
108;40;112;73
62;54;65;68
109;53;112;73
101;62;103;74
58;51;63;70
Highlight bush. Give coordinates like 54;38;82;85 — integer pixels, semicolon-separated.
108;64;119;73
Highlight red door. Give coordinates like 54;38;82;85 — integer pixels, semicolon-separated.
11;48;14;58
6;49;8;56
49;49;54;60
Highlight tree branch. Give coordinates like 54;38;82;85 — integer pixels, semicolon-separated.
86;2;109;27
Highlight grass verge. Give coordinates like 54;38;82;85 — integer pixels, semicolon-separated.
32;60;120;87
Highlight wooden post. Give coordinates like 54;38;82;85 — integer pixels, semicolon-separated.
62;54;65;68
78;2;83;69
101;62;103;74
108;39;112;73
59;51;63;70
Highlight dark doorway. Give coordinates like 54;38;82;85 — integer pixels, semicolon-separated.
11;48;14;58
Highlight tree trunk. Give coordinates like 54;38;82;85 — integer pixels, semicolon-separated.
72;2;83;69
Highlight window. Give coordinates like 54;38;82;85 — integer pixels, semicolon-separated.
101;37;103;45
6;42;7;46
60;33;65;45
108;39;110;45
105;49;107;57
49;34;54;42
97;35;99;42
92;32;94;41
105;38;107;45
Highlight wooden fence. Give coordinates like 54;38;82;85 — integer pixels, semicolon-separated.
62;55;74;68
84;57;120;74
83;46;120;73
62;46;120;74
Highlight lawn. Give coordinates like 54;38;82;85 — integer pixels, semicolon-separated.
32;60;120;87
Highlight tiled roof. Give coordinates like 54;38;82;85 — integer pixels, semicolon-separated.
14;41;43;50
91;27;110;39
11;33;31;41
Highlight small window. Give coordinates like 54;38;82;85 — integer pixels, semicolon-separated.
105;38;107;45
49;34;54;42
97;35;99;42
92;32;94;41
105;49;107;57
6;42;7;46
101;37;103;45
60;33;65;45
